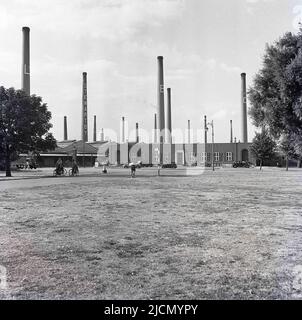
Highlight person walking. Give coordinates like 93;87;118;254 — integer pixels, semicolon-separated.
130;163;136;178
71;158;79;176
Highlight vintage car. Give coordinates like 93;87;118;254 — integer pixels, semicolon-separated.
162;162;177;169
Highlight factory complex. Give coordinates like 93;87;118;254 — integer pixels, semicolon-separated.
20;27;254;168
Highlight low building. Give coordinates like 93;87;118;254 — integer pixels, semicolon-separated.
35;140;253;168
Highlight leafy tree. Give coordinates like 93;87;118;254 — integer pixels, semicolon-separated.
0;86;57;177
293;134;302;168
278;134;298;171
248;28;302;168
250;129;276;170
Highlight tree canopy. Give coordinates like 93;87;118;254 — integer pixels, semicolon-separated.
248;28;302;167
250;129;276;170
0;86;57;176
248;30;302;136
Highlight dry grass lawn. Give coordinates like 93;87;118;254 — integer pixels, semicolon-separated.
0;167;302;299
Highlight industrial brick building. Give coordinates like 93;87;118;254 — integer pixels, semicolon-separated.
20;27;254;168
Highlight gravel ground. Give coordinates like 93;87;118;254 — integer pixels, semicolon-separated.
0;167;302;300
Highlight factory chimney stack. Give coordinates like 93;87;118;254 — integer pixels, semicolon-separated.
82;72;88;142
204;116;208;145
157;56;165;143
122;117;125;143
93;115;97;142
22;27;30;95
64;116;68;141
136;123;139;143
241;73;248;143
154;113;157;143
166;88;172;143
230;120;233;143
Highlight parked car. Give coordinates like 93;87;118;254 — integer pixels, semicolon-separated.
232;161;252;168
141;163;153;168
123;161;153;168
10;157;37;170
162;162;177;169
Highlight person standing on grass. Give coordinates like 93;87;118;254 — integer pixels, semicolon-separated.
55;157;63;175
71;158;79;175
102;165;107;174
130;163;136;178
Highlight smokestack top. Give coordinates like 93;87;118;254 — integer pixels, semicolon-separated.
22;26;30;32
64;116;68;141
83;72;87;76
157;56;163;60
241;72;248;143
136;123;139;142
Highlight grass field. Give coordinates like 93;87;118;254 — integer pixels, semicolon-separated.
1;167;302;300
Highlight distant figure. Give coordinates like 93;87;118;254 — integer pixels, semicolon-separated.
55;158;64;175
102;165;108;174
130;163;136;178
71;159;79;176
25;159;29;169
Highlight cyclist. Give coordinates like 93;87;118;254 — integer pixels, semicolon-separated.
71;159;79;176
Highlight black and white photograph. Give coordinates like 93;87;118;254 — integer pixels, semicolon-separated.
1;0;302;308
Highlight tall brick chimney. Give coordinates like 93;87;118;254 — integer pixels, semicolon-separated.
82;72;88;142
241;73;248;143
64;116;68;141
22;27;30;95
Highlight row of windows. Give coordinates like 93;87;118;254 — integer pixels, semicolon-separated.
200;152;233;162
181;152;233;162
132;152;234;163
186;152;233;162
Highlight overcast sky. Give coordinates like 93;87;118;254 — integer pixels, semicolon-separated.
1;0;301;143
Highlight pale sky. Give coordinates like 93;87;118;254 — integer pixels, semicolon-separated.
0;0;301;143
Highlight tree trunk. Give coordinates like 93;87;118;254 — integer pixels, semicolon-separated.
286;156;289;172
297;159;301;168
5;145;11;177
260;159;263;171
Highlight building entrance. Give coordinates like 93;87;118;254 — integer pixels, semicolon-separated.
176;151;184;165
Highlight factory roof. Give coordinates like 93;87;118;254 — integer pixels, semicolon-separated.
43;140;102;156
57;140;77;149
61;140;98;154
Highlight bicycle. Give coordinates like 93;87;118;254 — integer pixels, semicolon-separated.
53;168;67;176
69;167;79;177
